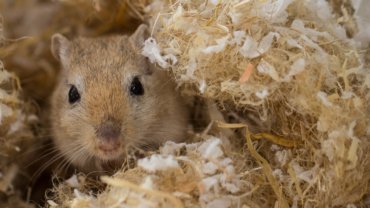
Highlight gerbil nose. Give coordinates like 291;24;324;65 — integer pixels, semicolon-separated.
96;120;121;151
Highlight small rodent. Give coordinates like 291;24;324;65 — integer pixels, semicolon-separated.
50;25;188;173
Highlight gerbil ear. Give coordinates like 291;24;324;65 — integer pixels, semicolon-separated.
129;24;149;49
51;33;70;62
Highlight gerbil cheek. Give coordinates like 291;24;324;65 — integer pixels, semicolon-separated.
59;113;76;137
60;111;86;137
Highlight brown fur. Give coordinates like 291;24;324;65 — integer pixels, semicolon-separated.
50;25;188;173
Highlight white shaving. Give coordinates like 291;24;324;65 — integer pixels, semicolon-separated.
161;141;186;155
198;138;223;160
275;150;291;166
283;58;305;81
253;0;294;24
317;91;333;107
0;103;13;125
66;175;80;188
256;89;269;99
291;161;316;184
142;37;170;68
287;39;303;49
291;19;331;41
47;200;58;207
352;0;370;46
239;36;259;58
222;182;239;193
231;30;246;45
138;155;179;172
304;0;332;21
0;70;11;84
257;60;280;81
258;32;280;54
202;162;218;175
73;189;88;198
341;91;354;99
199;79;207;94
8;110;25;135
300;34;327;58
163;54;178;66
141;177;154;189
206;198;232;208
202;35;230;54
202;176;219;192
239;32;279;58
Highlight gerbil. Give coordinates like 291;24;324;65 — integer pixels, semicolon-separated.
50;25;188;173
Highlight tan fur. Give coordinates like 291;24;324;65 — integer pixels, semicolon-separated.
50;26;188;173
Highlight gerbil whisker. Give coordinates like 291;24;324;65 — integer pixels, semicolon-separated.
31;153;65;181
31;144;81;180
86;170;110;177
55;143;82;174
15;142;55;159
65;142;91;170
55;157;70;175
25;147;61;168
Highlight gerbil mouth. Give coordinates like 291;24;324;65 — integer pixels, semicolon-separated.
100;158;124;172
96;138;123;160
97;144;123;162
97;147;123;160
98;144;120;152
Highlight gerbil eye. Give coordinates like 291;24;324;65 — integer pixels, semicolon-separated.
130;77;144;96
68;85;80;104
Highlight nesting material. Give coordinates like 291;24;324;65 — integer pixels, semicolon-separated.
141;0;370;206
51;137;248;208
77;0;368;206
0;27;37;208
0;0;369;207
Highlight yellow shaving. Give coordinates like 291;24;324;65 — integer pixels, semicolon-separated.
218;121;289;208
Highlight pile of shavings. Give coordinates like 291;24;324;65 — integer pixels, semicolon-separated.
0;29;37;207
48;136;252;208
140;0;370;207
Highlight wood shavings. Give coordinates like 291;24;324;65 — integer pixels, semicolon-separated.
0;103;13;125
65;175;80;188
251;0;294;24
138;155;180;172
352;0;370;46
52;136;246;207
283;58;305;82
317;91;334;107
202;35;230;54
47;200;58;207
0;43;38;207
198;138;223;160
253;133;300;148
239;63;254;83
142;37;170;68
257;60;280;81
218;122;289;207
255;89;269;99
239;36;259;58
101;176;184;208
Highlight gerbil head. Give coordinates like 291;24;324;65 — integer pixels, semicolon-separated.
50;25;187;172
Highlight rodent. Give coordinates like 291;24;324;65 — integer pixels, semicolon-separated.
50;25;188;174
